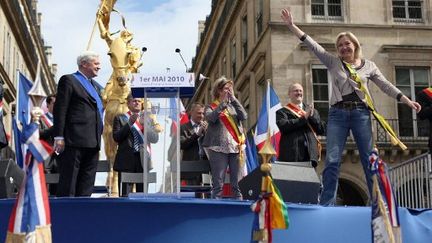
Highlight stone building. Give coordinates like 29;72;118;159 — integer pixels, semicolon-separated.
191;0;432;205
0;0;56;157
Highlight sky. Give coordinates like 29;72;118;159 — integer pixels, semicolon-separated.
37;0;212;192
38;0;211;86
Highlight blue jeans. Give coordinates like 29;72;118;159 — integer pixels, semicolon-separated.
319;106;373;206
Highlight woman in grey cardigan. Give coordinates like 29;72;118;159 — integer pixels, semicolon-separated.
281;8;421;206
202;77;248;199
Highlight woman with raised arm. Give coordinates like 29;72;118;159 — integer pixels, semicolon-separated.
281;8;421;206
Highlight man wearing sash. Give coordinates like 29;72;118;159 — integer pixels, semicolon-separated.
53;51;104;197
40;94;56;174
417;88;432;153
112;94;159;197
39;94;57;195
276;83;325;167
202;77;247;200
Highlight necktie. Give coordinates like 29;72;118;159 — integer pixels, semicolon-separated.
193;123;199;133
132;128;141;153
46;113;53;122
89;79;96;90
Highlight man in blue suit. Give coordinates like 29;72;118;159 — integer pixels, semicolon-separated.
53;51;104;197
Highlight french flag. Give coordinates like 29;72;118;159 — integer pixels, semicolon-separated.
168;97;189;136
254;82;282;158
369;150;401;243
6;122;53;241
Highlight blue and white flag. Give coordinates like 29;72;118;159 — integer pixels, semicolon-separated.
13;72;34;167
17;73;33;127
245;129;259;173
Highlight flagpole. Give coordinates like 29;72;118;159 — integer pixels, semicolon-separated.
14;69;20;161
15;69;20;122
161;98;168;193
266;79;272;136
176;89;181;198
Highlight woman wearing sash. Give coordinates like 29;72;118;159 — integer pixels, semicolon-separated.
281;8;421;206
202;77;248;200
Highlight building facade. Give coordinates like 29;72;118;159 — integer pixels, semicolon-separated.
192;0;432;205
0;0;56;157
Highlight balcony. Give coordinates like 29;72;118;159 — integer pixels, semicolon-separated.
319;118;429;151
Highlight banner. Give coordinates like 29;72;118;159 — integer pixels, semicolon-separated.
131;73;195;88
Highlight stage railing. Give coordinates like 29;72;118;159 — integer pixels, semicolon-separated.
389;153;432;209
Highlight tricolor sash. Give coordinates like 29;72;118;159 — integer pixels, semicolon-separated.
343;61;407;150
40;114;53;128
211;100;246;166
6;122;53;242
124;112;151;153
285;103;322;161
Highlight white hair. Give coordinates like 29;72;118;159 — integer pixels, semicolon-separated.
76;51;99;66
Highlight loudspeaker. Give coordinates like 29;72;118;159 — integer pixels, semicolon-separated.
0;159;24;198
239;162;321;204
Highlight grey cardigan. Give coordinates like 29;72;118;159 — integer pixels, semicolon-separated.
303;35;402;106
201;97;248;148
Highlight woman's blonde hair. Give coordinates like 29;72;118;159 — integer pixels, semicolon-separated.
212;76;233;100
335;31;362;59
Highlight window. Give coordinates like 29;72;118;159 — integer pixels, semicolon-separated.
311;0;343;20
393;0;423;22
255;0;263;37
257;78;266;112
4;32;11;75
231;38;237;78
396;67;430;137
241;15;248;61
312;65;331;123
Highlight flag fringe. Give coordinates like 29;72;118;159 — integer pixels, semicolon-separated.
6;224;52;243
373;176;395;243
372;175;402;243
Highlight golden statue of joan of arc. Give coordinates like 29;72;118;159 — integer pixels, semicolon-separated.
92;0;162;196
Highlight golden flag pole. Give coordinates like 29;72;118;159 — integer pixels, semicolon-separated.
87;0;110;50
86;20;98;51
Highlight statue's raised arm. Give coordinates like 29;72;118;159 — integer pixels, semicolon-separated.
96;0;117;45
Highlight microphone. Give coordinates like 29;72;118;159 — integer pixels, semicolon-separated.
138;47;147;62
199;73;209;81
175;48;188;72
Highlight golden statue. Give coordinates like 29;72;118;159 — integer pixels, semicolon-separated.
95;0;161;196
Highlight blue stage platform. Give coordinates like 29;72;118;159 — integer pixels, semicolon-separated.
1;197;431;243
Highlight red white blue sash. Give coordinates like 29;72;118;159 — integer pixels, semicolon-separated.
40;113;53;128
124;111;151;153
0;100;3;117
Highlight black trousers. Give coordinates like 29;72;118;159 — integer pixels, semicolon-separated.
56;146;99;197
